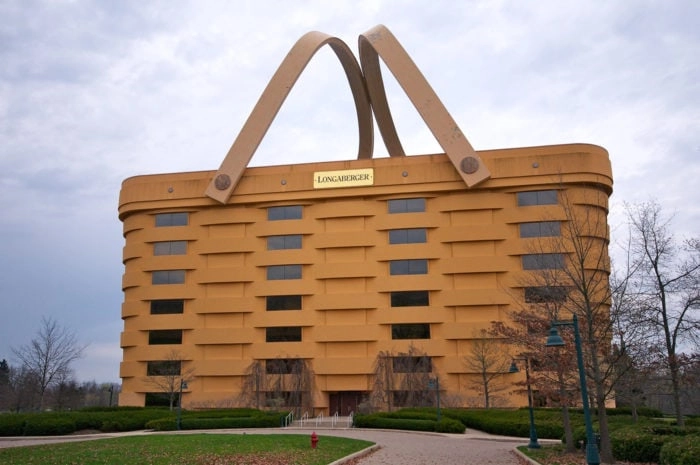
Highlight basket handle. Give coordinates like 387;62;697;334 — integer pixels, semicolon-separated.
205;31;373;204
206;26;490;203
358;25;490;187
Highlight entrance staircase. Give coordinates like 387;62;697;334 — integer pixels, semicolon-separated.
283;411;354;429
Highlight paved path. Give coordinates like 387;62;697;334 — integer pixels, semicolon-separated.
0;427;539;464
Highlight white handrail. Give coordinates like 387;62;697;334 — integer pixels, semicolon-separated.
332;411;339;427
347;411;354;428
284;411;294;428
300;411;309;427
315;412;324;428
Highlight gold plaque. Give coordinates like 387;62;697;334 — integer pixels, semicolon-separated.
313;168;374;189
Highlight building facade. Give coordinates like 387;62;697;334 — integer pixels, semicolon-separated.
118;143;613;412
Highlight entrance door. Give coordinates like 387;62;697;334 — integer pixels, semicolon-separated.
328;391;365;415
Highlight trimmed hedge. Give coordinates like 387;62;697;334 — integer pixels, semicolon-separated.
146;412;284;431
0;408;281;436
610;427;668;463
659;435;700;465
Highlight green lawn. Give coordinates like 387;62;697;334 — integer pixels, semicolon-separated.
0;433;375;465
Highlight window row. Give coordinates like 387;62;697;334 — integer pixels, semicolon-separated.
147;292;428;315
153;193;555;228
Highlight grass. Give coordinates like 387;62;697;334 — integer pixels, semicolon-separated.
0;433;375;465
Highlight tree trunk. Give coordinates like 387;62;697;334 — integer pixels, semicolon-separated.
558;371;575;453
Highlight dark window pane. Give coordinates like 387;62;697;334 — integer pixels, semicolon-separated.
268;205;302;220
146;360;181;376
392;356;432;373
519;222;561;238
155;212;189;227
151;300;184;314
153;240;187;255
390;259;428;275
152;270;186;285
266;327;302;342
517;190;558;206
148;330;183;345
392;323;431;339
145;392;172;407
388;198;426;213
267;265;302;280
267;235;302;250
265;358;303;374
524;286;568;303
266;295;302;311
389;228;427;244
522;254;565;270
391;291;430;307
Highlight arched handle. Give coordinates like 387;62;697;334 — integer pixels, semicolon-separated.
358;25;490;187
205;31;373;204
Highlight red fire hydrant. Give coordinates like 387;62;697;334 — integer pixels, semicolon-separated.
310;431;319;450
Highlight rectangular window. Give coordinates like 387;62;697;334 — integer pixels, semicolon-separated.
265;358;303;374
150;300;184;314
155;212;189;227
392;356;432;373
519;221;561;238
267;235;302;250
266;327;302;342
517;190;558;206
391;323;431;340
146;360;181;376
151;270;186;285
524;286;569;303
389;228;427;244
266;265;302;280
388;198;426;213
266;295;302;311
389;259;428;275
268;205;302;220
522;254;565;270
390;291;430;307
148;329;183;345
153;240;187;255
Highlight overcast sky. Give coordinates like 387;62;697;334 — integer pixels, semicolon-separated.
1;1;698;383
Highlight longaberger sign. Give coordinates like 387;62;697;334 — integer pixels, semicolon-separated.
313;168;374;189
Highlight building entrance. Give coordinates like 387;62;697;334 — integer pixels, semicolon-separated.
328;391;365;415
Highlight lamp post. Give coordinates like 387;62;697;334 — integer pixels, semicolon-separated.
509;357;540;449
176;380;188;430
546;314;600;465
427;377;441;421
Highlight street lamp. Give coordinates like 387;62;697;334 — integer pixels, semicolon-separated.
427;377;441;421
546;314;600;465
509;357;540;449
176;380;188;430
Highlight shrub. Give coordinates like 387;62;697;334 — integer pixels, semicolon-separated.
435;418;465;434
0;414;27;436
660;435;700;465
610;427;666;463
353;414;435;432
23;416;76;436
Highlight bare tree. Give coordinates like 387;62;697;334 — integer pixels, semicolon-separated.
626;201;700;427
11;316;86;411
143;349;195;411
497;188;615;461
462;330;512;408
239;357;313;415
369;345;437;411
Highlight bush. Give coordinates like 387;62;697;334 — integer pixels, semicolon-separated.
660;435;700;465
0;414;27;436
353;414;435;432
435;417;465;434
610;427;666;463
23;416;76;436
